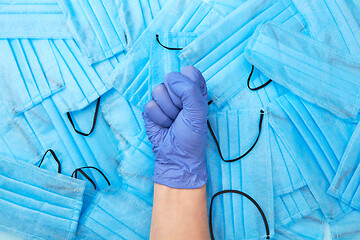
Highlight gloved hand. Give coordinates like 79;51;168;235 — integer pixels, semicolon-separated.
143;66;208;189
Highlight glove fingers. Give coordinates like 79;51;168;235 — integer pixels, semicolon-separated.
143;100;173;128
181;66;207;99
165;73;207;112
142;112;167;148
164;73;183;109
151;83;180;120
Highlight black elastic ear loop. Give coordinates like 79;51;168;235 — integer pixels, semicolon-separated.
207;108;264;163
156;34;184;50
38;149;61;173
67;97;101;136
209;190;270;239
247;65;272;91
71;166;111;190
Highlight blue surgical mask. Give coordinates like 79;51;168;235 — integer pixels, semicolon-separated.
267;93;357;220
109;0;222;109
245;21;360;119
274;186;319;226
206;109;274;239
274;210;325;240
0;0;72;39
49;39;125;114
0;39;64;115
149;32;197;96
76;186;152;240
329;210;360;240
0;154;86;240
119;0;170;49
102;91;154;204
19;96;123;188
57;0;127;64
328;121;360;210
291;0;360;55
204;0;249;17
178;0;305;107
222;76;304;197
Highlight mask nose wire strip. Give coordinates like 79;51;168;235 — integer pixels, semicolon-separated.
156;34;184;51
207;109;264;163
209;189;270;240
38;149;61;173
67;97;101;137
247;65;272;91
71;166;111;190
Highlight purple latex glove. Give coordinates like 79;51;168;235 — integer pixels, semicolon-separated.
143;66;208;189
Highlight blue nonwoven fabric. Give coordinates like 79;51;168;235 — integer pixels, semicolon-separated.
0;39;64;115
57;0;127;64
0;0;72;38
149;32;197;99
245;21;360;119
49;39;125;113
205;0;249;17
274;210;326;240
268;93;358;220
329;210;360;240
102;90;155;204
328;122;360;209
0;154;86;240
228;71;305;196
119;0;169;49
291;0;360;55
0;110;44;164
18;96;122;188
178;0;306;107
75;186;152;240
109;0;222;109
274;186;319;227
206;109;274;239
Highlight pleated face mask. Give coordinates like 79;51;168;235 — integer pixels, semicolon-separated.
178;0;306;107
76;187;152;240
291;0;360;55
204;0;248;17
0;39;64;115
206;109;273;239
19;96;122;187
230;77;304;196
219;75;304;197
274;186;319;227
328;122;360;210
102;91;154;203
149;32;197;95
267;93;357;220
119;0;169;49
274;209;325;240
329;210;360;240
70;165;112;213
49;39;125;113
0;0;72;39
245;21;360;119
109;0;222;109
58;0;127;64
0;154;85;240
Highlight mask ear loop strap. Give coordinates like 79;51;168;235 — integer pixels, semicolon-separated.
209;190;270;240
67;97;101;137
38;149;61;173
247;65;272;91
207;108;265;163
156;34;184;51
71;166;111;190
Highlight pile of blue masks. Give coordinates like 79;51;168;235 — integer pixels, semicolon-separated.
1;0;360;239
